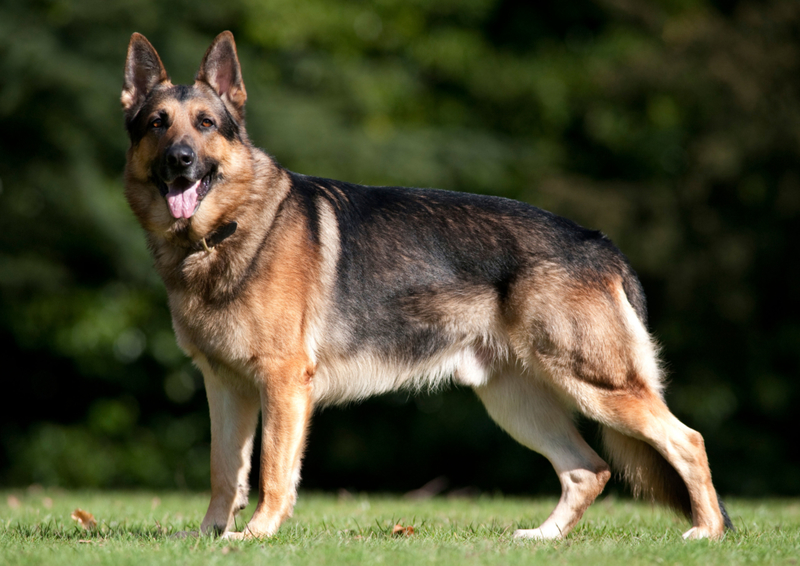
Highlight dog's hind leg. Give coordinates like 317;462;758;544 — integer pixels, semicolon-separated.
529;278;729;540
475;368;611;539
593;289;728;540
197;358;261;536
592;390;727;540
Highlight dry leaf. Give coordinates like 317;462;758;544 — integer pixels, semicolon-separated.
392;523;414;536
71;509;98;530
7;495;21;509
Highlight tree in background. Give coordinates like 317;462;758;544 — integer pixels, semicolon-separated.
1;0;797;495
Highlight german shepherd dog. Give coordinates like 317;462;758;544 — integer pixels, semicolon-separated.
122;31;733;540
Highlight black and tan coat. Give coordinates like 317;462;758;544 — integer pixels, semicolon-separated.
121;31;733;540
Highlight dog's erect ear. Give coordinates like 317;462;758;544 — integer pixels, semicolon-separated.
122;33;169;115
195;31;247;119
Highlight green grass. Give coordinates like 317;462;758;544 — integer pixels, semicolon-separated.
2;490;799;565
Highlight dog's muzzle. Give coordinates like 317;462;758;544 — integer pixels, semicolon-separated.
159;143;212;219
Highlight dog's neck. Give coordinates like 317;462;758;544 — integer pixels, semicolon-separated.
149;217;248;302
158;218;237;254
150;158;294;302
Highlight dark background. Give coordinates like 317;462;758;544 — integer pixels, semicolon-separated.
1;0;797;498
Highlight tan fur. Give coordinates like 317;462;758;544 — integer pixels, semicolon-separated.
122;32;729;541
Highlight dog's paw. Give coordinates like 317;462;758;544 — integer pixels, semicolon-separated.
513;527;561;541
220;531;247;541
682;526;725;541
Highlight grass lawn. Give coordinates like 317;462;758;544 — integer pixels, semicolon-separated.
2;490;799;565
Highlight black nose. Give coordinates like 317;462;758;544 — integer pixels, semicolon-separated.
166;144;195;169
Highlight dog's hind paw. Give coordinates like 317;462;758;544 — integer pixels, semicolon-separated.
682;526;725;540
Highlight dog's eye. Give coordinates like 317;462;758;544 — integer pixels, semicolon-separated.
150;118;163;129
201;118;214;128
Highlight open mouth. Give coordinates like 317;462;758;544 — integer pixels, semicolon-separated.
163;173;213;219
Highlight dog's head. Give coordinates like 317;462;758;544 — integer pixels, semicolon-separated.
122;32;253;237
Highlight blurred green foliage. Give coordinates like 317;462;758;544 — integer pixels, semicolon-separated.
0;0;797;495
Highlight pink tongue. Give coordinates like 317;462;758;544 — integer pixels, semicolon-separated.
166;179;201;219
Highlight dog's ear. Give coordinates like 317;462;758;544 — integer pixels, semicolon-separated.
122;33;169;116
195;31;247;120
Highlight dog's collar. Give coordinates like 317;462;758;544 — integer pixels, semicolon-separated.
194;221;237;252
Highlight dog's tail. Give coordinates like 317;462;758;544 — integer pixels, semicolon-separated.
600;425;693;520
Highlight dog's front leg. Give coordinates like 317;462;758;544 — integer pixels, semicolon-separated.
229;359;313;539
199;362;261;536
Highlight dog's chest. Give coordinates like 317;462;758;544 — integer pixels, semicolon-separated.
168;289;256;370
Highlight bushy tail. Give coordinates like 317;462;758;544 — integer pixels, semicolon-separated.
601;425;692;520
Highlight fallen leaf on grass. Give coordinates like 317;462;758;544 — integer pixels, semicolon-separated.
392;524;414;536
71;509;97;530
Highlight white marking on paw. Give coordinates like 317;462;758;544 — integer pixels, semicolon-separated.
513;526;562;540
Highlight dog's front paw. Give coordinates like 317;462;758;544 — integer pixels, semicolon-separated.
200;513;233;537
513;527;562;541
